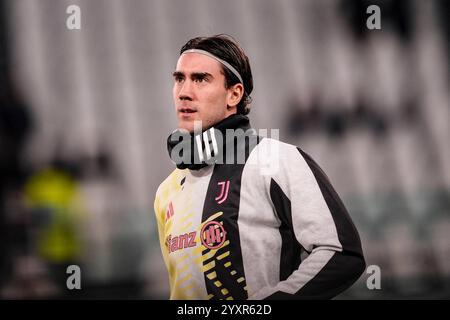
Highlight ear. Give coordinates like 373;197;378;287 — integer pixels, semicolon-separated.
226;83;244;108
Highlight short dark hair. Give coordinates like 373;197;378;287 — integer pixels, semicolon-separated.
180;34;253;115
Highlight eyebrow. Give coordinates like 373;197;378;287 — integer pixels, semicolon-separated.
172;71;214;80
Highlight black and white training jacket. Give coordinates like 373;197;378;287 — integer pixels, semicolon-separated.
154;114;365;300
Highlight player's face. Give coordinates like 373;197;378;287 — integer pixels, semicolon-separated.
173;53;236;133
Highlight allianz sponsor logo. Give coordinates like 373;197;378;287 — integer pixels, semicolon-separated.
166;232;197;254
166;220;228;254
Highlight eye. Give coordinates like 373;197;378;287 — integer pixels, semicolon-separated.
194;78;206;83
173;74;184;83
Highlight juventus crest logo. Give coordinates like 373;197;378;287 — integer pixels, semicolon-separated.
215;181;230;204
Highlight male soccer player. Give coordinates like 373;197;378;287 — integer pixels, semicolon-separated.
154;35;365;300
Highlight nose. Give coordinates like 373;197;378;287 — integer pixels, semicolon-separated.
178;79;194;101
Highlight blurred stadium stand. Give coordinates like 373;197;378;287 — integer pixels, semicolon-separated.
0;0;449;299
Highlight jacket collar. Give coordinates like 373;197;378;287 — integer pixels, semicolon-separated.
167;114;251;170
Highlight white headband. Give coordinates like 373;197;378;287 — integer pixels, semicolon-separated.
182;49;244;85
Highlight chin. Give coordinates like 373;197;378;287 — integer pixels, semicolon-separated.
180;119;209;133
178;121;195;133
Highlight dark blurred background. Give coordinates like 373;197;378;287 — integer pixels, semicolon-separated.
0;0;449;299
